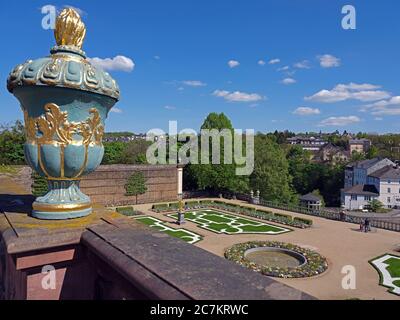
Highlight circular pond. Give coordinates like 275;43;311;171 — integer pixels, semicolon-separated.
225;241;328;278
244;247;307;269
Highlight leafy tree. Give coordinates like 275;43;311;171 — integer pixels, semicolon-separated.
185;113;249;194
366;145;379;159
124;171;148;204
0;121;25;165
250;135;298;204
351;150;366;162
102;141;125;164
368;199;384;212
120;140;151;164
31;173;48;197
287;145;314;195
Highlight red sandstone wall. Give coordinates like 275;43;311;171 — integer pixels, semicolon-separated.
80;165;178;206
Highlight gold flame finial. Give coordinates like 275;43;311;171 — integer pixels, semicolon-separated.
54;8;86;49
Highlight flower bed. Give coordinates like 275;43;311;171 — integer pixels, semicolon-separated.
225;241;328;278
151;201;313;229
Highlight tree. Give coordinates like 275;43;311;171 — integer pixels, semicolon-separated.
184;113;249;194
102;141;125;164
287;145;313;195
124;172;148;204
368;199;384;212
120;140;151;164
0;121;25;165
366;145;379;159
250;135;298;204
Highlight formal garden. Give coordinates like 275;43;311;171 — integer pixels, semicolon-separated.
152;200;313;229
168;209;290;235
134;216;203;244
370;254;400;296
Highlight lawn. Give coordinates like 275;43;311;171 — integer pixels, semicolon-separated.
385;258;400;278
168;209;290;235
134;216;202;244
370;254;400;296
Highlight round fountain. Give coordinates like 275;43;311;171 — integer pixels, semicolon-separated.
244;247;307;269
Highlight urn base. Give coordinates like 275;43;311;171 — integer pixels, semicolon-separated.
32;180;92;220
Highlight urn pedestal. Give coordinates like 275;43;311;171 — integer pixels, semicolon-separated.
7;8;120;220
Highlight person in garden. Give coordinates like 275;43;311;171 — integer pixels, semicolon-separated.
365;218;371;233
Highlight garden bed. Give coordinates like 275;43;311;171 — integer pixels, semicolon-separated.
225;241;328;278
151;200;313;229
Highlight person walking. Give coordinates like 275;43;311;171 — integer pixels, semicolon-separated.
365;218;371;233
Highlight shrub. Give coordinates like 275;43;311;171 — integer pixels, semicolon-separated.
293;217;313;226
200;200;214;205
152;203;169;212
274;213;293;221
116;206;141;216
169;202;180;210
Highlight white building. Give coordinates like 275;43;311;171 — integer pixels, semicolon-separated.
344;158;394;188
286;136;327;151
341;158;399;210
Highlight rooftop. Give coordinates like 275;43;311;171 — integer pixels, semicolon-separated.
347;157;386;169
349;138;371;144
342;184;379;196
300;193;322;202
369;165;400;180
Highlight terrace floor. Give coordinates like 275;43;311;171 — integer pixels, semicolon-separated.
133;199;400;300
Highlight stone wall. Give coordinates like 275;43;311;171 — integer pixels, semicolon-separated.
80;165;178;206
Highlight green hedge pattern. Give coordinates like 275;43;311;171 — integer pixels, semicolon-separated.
151;200;313;229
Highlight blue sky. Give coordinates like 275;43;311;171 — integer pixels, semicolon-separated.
1;0;400;134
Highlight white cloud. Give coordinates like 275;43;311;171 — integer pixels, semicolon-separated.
213;90;264;102
281;78;296;85
318;116;361;127
164;105;176;110
365;96;400;108
360;96;400;115
371;107;400;116
318;54;341;68
228;60;240;68
294;60;311;69
277;65;289;72
258;60;266;66
154;55;160;60
305;83;391;103
269;58;280;65
293;107;320;116
88;55;135;72
374;117;383;121
110;107;123;114
182;80;207;87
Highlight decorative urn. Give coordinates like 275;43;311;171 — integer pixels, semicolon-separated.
6;8;120;219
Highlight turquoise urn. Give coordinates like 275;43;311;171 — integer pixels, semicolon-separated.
6;9;120;219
